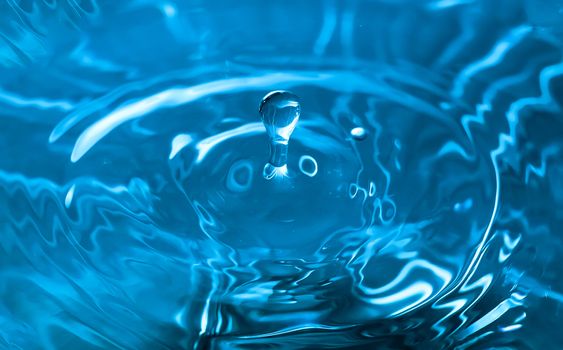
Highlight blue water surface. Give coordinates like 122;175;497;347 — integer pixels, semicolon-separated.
1;0;563;349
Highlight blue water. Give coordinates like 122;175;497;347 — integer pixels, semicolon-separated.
1;0;563;349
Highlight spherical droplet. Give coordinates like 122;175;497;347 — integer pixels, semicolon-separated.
350;127;367;140
259;91;301;144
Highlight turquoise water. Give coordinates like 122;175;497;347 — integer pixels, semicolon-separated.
1;1;563;349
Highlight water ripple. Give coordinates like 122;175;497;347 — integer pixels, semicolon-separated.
1;1;562;349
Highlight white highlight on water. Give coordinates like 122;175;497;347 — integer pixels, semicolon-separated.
169;133;193;159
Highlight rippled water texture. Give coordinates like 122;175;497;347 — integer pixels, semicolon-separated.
2;1;563;349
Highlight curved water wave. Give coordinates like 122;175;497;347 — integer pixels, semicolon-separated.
1;0;563;349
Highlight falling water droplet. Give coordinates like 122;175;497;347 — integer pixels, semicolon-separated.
259;90;301;179
350;127;367;140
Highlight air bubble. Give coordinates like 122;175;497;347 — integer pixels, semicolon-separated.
299;155;318;177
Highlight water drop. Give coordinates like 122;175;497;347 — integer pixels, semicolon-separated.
350;127;367;140
259;91;301;178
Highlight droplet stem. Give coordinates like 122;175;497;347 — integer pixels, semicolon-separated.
268;141;288;167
